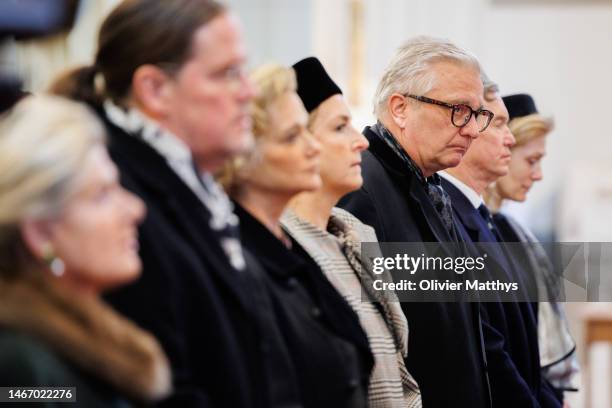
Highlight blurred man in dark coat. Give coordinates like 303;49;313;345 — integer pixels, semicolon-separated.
50;1;303;407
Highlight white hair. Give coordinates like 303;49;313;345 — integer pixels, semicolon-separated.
373;35;481;118
481;70;500;102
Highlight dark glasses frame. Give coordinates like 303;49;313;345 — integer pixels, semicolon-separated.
405;94;494;132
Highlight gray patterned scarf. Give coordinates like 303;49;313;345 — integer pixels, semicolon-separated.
371;122;455;235
327;214;407;356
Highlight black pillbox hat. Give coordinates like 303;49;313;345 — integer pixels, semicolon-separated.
292;57;342;113
502;93;539;121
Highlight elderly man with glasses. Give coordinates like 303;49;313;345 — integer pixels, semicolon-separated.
340;36;493;407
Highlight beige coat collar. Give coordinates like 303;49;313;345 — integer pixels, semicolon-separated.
0;273;172;402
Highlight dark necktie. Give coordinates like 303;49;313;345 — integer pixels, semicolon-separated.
478;206;534;302
477;204;502;242
427;181;455;233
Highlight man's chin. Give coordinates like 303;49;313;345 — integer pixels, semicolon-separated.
442;154;464;169
494;167;510;178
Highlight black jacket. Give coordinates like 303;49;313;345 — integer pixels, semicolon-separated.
441;178;560;408
99;110;297;408
338;125;490;408
0;331;129;408
235;204;374;408
494;212;565;407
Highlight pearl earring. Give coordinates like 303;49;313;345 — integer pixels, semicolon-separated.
42;244;65;277
49;257;65;277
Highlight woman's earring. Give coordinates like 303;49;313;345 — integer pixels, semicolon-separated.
41;244;65;277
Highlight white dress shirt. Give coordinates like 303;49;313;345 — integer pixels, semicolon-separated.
438;171;483;209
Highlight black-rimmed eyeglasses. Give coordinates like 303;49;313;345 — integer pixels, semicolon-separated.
405;94;494;132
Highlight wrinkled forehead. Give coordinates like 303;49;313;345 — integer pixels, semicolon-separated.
427;60;483;108
487;96;509;122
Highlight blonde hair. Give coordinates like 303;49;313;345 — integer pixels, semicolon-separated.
218;63;297;196
509;113;554;147
484;113;554;212
373;35;481;118
0;95;105;276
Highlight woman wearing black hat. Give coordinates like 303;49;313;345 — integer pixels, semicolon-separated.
485;93;579;404
488;94;552;206
218;63;374;408
282;57;422;408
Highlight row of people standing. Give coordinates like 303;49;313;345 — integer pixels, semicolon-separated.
339;38;578;407
0;0;577;407
1;0;419;406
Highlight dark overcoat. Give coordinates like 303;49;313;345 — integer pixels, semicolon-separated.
338;125;491;408
99;110;284;408
441;178;561;408
235;204;374;408
494;212;566;406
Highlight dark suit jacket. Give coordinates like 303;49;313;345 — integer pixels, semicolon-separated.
235;204;374;408
441;178;561;408
98;111;287;408
338;125;490;408
494;212;566;406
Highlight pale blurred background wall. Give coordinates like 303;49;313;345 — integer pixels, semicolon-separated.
4;0;612;406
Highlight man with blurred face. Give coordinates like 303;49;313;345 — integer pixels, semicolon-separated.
439;76;562;408
156;12;255;171
51;1;306;406
339;36;493;407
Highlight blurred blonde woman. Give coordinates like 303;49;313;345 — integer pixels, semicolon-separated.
0;96;171;407
219;63;373;408
282;57;421;408
485;93;579;404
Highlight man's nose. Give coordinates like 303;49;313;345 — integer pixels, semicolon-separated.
459;115;480;139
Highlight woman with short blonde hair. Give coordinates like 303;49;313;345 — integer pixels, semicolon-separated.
219;63;374;408
218;64;297;198
485;96;554;211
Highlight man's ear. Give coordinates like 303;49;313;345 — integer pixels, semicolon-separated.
20;219;55;260
131;65;174;119
387;93;410;129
